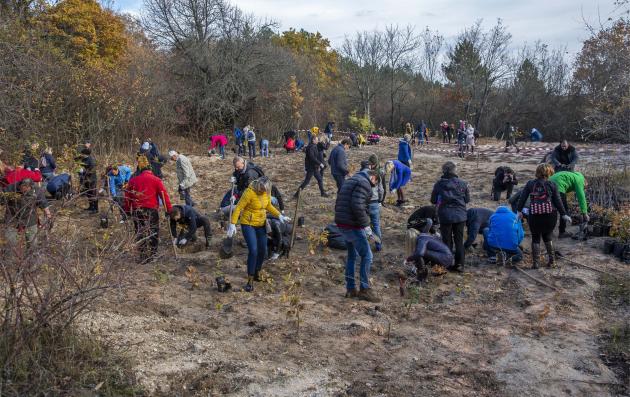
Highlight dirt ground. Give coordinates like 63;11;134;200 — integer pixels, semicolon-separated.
81;137;629;396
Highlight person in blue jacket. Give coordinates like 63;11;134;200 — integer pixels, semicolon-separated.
483;206;524;264
295;138;305;152
530;128;543;142
46;173;72;200
39;147;57;180
328;139;351;191
104;164;132;220
385;160;411;207
464;207;494;249
169;204;212;249
234;127;245;156
397;134;413;167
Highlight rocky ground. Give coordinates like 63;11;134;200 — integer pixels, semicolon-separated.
77;137;628;396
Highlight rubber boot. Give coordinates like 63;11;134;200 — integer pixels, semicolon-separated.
544;241;555;267
531;243;541;269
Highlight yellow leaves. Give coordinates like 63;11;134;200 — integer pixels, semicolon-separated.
185;266;200;290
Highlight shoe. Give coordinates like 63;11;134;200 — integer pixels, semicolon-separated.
558;232;572;239
253;272;261;282
244;283;254;292
544;241;556;267
375;242;382;252
345;289;359;298
357;288;381;303
449;264;463;272
270;252;280;260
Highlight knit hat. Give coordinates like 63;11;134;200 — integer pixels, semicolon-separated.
368;154;379;167
137;154;150;171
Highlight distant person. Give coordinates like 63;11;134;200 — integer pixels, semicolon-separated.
530;128;543;142
385;160;411;207
324;121;335;141
39;147;57;180
22;143;39;171
550;140;578;172
503;122;520;153
295;135;328;198
46;173;72;200
170;150;198;207
245;126;256;158
483;206;524;265
465;125;476;153
397;134;413;168
260;138;270;158
2;178;52;249
329;139;351;191
77;148;98;213
169;204;212;249
210;134;228;159
492;166;518;201
234;127;245;156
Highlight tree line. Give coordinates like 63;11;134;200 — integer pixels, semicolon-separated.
0;0;628;156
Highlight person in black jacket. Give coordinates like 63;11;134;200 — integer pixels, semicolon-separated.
22;143;40;171
492;166;518;201
464;207;494;249
295;135;328;198
430;161;470;270
231;157;264;198
407;205;439;234
334;170;380;302
77;148;98;213
329;139;351;191
169;205;212;249
550;140;579;172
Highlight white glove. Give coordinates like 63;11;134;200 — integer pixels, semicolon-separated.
320;163;325;169
562;215;572;225
227;223;236;237
522;208;529;215
408;161;412;168
230;195;236;205
98;188;105;194
391;189;397;194
178;238;187;246
279;215;291;223
229;176;236;183
78;168;85;174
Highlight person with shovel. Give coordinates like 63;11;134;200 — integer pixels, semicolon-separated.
102;164;132;222
169;205;212;249
227;176;289;292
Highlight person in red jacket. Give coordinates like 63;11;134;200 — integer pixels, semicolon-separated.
2;166;43;187
125;163;172;262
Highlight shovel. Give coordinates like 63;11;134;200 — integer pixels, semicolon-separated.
286;188;302;259
219;182;236;259
162;191;179;260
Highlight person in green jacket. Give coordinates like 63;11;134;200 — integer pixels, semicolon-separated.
549;171;589;238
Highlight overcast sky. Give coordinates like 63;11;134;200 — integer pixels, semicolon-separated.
116;0;620;55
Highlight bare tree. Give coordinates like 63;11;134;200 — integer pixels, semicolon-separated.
419;27;444;83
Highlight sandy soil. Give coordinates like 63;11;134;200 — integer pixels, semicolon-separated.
80;137;628;396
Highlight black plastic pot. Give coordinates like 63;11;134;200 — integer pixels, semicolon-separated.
603;224;612;237
592;225;602;237
604;239;616;254
613;242;628;259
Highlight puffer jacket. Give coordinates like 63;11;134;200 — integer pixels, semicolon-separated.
231;187;281;227
334;172;372;228
408;233;454;267
430;173;470;224
176;154;197;190
484;206;524;251
234;162;264;196
551;145;578;171
304;142;323;171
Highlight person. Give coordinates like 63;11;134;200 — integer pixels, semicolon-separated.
441;122;449;143
284;137;296;153
2;178;52;250
431;161;470;271
234;127;245;156
169;204;212;249
170;150;197;207
530;128;543;142
260;138;270;158
448;123;455;144
483;206;525;265
210;134;228;159
232;157;265;198
457;126;466;158
405;122;413;144
46;173;72;200
362;155;385;251
549;170;588;239
329;139;350;191
349;132;358;147
464;207;494;249
517;164;572;268
397;134;413;168
3;166;43;186
418;120;427;146
324;121;335;141
295;135;328;198
492;166;518;201
227;176;288;292
550;140;578;172
503;122;520;153
22;143;40;171
139;138;164;178
316;136;329;184
385;160;411;207
245;126;256;158
39;147;56;180
103;164;132;221
283;130;297;144
367;132;380;145
407;205;439;234
77;147;98;213
465;125;476;153
125;160;172;263
295;138;305;151
334;169;381;302
406;227;454;281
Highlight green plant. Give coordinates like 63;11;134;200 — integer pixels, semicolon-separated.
348;110;375;133
404;285;420;317
280;272;304;337
610;209;630;243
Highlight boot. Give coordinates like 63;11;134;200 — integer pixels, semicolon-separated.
544;241;555;267
244;276;254;292
253;271;261;282
531;243;541;269
205;236;211;250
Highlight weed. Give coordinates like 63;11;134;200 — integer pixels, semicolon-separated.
280;272;304;338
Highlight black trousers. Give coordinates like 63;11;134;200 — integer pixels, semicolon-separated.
299;168;325;194
133;208;159;260
529;213;557;243
82;176;98;210
492;182;513;201
441;222;465;266
559;193;569;233
178;215;212;241
333;173;345;191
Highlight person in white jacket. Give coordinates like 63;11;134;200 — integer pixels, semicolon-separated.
465;125;476;154
169;150;198;206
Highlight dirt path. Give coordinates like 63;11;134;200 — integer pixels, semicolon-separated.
83;138;627;396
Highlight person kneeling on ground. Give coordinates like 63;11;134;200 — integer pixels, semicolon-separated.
492;166;518;201
46;173;72;200
483;206;525;265
407;205;439;235
405;221;454;281
550;140;578;172
464;207;494;249
227;176;289;292
334;169;381;302
267;216;292;260
169;205;212;249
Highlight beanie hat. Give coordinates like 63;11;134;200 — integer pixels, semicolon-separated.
368;154;379;167
168;150;178;157
81;148;91;155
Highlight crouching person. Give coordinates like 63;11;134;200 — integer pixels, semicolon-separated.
46;173;72;200
406;224;454;281
267;216;292;260
483;206;524;265
169;205;212;250
2;178;52;250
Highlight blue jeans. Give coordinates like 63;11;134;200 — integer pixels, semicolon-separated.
180;187;195;207
241;225;267;276
332;173;345;191
483;238;523;263
339;228;373;290
260;142;269;157
219;144;225;159
248;141;256;158
368;202;382;241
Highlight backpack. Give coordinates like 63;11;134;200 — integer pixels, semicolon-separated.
529;181;554;215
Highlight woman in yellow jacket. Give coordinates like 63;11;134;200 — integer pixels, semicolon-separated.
227;176;289;291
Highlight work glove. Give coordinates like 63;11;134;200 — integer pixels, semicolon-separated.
229;176;236;184
226;223;236;238
391;189;397;195
408;161;412;168
78;168;85;174
177;238;187;246
562;215;573;225
582;213;590;223
230;195;236;205
364;227;382;244
279;215;291;224
319;163;325;169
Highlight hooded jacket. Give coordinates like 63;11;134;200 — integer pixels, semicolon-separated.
328;144;348;176
107;165;132;196
334;172;373;228
484;206;524;251
304;142;323;171
549;171;587;213
430;173;470;224
397;139;412;164
233;162;264;196
389;160;411;191
231;187;280;227
176;154;197;190
551;145;578;171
